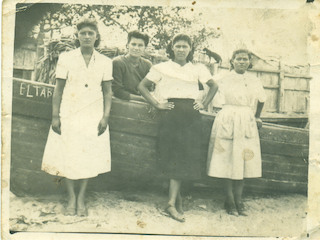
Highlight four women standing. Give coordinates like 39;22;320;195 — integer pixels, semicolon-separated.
42;18;266;220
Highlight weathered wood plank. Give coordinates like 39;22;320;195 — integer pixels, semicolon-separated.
11;166;307;195
262;152;307;166
260;139;308;158
109;116;158;137
245;178;307;194
283;90;309;113
259;123;309;144
111;141;157;162
110;131;157;149
262;154;308;172
110;100;156;121
262;170;307;183
12;97;52;120
284;77;309;91
194;176;307;194
10;168;65;196
11;167;165;195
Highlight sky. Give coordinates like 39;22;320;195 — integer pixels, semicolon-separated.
196;7;311;66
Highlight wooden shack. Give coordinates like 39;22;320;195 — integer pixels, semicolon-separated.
195;51;311;128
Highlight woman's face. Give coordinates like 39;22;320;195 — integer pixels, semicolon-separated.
172;40;191;62
232;52;250;74
78;26;98;48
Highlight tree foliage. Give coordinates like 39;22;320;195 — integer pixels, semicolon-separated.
21;4;220;50
17;4;221;83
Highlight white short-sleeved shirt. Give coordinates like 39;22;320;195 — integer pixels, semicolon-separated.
216;70;266;112
56;48;113;81
146;60;212;101
56;48;113;118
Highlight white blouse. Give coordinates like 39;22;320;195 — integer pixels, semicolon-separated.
55;48;113;118
146;60;212;101
215;71;266;112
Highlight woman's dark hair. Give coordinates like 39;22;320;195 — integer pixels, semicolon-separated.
74;18;100;48
127;30;149;46
166;33;195;62
230;49;253;70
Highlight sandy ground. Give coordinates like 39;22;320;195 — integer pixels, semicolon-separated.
9;189;307;237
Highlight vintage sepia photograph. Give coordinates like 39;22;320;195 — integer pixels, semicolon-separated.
2;0;320;239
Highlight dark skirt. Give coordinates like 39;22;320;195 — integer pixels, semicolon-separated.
158;98;202;180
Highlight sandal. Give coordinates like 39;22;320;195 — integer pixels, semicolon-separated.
224;201;238;216
236;202;248;216
165;205;185;222
64;206;76;216
77;207;88;217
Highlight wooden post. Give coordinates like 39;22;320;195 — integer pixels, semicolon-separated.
278;61;285;113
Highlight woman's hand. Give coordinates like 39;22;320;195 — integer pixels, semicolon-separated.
52;117;61;135
256;117;263;129
193;102;205;111
156;102;175;110
98;117;109;136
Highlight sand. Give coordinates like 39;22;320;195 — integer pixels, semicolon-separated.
9;189;307;237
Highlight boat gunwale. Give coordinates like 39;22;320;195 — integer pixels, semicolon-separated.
11;78;310;133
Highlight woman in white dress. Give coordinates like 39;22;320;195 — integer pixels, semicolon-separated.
207;49;266;216
138;34;218;222
42;19;113;216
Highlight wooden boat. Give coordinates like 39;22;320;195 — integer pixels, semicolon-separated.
10;78;309;195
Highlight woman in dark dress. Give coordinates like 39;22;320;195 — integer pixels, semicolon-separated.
138;34;218;222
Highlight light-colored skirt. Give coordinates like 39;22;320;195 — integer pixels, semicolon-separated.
207;105;262;180
42;99;111;180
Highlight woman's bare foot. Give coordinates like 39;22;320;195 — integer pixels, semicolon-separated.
65;195;76;216
77;194;88;217
224;200;238;216
77;206;88;217
165;205;185;222
235;201;248;216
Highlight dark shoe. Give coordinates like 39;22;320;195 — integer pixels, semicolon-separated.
165;205;185;222
224;201;238;216
236;202;248;216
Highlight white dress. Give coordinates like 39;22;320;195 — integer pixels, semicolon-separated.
207;71;266;179
42;48;113;180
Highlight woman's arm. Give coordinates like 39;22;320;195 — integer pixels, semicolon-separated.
255;101;264;129
203;79;219;108
51;78;66;135
129;94;146;102
194;79;219;111
138;78;174;110
255;101;264;118
98;81;113;136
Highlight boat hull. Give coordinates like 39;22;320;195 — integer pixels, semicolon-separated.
10;79;309;195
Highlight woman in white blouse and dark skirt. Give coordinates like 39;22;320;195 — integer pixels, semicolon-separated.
138;34;218;222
